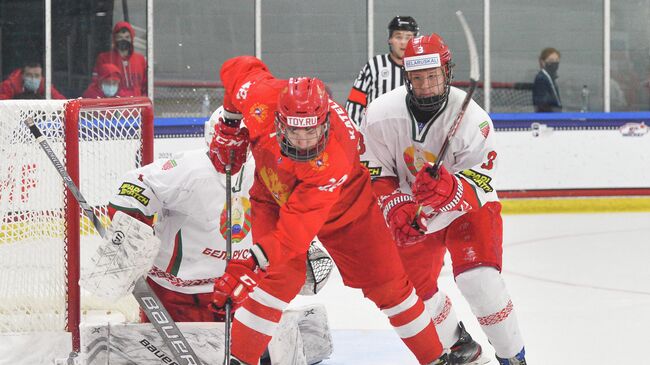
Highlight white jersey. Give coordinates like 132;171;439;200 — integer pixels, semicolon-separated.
109;149;254;294
360;86;499;233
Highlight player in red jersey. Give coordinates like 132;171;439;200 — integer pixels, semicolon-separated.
209;56;449;365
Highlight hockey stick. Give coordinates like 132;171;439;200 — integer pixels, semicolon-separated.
426;10;480;179
223;150;234;365
412;11;480;226
24;118;203;365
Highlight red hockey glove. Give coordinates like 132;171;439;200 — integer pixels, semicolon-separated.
209;120;249;175
210;255;259;314
379;190;428;247
413;165;465;213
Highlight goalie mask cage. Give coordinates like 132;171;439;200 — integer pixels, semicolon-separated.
0;97;154;353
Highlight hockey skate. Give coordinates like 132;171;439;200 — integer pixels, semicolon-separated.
496;347;527;365
448;322;488;365
428;352;450;365
230;356;248;365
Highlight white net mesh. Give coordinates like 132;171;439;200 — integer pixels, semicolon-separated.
0;99;150;335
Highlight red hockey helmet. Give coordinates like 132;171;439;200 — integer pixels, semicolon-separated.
403;33;454;112
275;77;330;162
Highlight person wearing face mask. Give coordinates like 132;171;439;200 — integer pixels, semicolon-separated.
533;47;562;112
82;63;124;98
0;61;66;100
92;21;147;97
345;16;420;125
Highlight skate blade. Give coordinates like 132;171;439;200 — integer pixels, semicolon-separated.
465;354;491;365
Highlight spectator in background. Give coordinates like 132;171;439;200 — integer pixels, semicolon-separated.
533;47;562;112
92;21;147;96
345;16;419;125
0;61;66;100
82;63;124;98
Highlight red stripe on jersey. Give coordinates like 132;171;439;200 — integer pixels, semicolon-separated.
347;87;367;106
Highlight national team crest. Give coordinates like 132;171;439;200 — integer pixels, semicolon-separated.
219;195;252;243
161;159;177;170
479;121;490;138
309;152;329;172
249;102;269;123
260;166;290;205
403;146;437;176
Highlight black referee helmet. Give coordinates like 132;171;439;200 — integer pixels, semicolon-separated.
388;16;419;38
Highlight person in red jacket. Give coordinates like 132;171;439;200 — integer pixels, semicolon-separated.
0;61;66;100
82;63;125;98
92;21;147;96
209;56;449;365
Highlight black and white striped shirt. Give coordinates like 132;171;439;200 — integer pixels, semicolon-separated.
345;54;405;125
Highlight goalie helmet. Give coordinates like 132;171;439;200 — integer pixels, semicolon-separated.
403;33;454;112
275;77;330;162
388;16;419;38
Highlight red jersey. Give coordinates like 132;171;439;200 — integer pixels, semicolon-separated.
220;56;374;266
92;21;147;96
0;68;66;100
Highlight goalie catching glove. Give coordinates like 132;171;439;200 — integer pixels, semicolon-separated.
300;242;334;296
80;210;161;302
379;190;428;246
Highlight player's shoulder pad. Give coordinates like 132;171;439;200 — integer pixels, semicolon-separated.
153;149;214;179
364;85;408;127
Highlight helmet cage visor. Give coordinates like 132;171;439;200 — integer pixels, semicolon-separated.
404;63;454;112
275;111;331;162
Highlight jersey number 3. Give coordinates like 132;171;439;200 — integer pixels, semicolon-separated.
481;151;497;170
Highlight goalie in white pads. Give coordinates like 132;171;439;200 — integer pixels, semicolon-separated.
81;107;333;365
360;34;527;365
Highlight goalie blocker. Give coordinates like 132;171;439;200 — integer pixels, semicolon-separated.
81;211;161;302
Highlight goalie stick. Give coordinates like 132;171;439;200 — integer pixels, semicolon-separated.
24;118;203;365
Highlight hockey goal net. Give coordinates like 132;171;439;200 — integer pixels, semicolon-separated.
0;97;154;353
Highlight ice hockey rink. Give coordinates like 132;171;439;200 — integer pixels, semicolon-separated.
290;211;650;365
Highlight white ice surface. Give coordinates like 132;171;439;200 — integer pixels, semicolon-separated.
3;212;648;364
290;212;650;365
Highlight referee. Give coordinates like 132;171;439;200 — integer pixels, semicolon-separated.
345;16;419;126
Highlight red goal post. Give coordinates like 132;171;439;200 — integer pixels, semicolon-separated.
0;97;153;354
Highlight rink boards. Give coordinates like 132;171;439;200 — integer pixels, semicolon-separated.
154;112;650;213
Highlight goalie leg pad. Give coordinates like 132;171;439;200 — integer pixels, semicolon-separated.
80;210;161;302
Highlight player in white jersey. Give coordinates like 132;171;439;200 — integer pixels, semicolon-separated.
360;34;527;365
108;141;255;322
345;15;419;125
